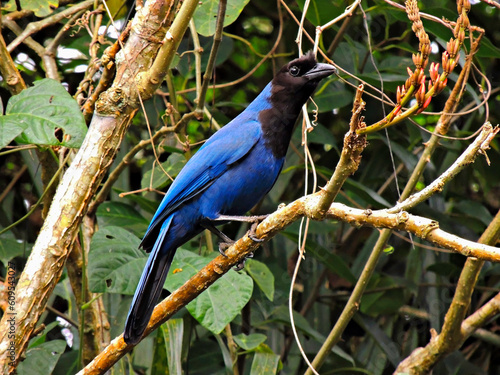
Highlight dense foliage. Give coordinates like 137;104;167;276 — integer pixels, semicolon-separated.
0;0;499;374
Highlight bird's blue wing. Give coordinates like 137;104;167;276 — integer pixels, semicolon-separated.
140;119;262;248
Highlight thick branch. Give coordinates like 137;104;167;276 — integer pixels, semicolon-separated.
0;0;195;372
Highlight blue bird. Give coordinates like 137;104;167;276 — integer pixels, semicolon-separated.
123;52;336;344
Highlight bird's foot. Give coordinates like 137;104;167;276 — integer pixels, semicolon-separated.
247;221;264;243
218;240;235;256
233;252;254;271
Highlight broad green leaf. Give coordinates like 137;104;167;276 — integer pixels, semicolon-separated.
141;153;186;190
245;259;274;301
165;249;253;334
1;79;87;148
0;120;24;149
0;235;30;266
250;352;279;375
194;0;251;37
17;340;66;375
26;322;60;348
475;35;500;58
96;201;149;237
2;0;59;17
233;333;267;350
152;331;168;375
88;226;145;294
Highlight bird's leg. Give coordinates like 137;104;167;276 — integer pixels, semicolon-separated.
208;215;268;270
201;223;234;256
215;214;269;223
214;214;267;243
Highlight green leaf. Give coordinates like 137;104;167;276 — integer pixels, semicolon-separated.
245;259;274;301
250;352;279;375
0;79;87;148
265;305;324;343
354;314;402;367
372;133;419;172
427;262;461;278
306;123;339;149
233;333;267;350
88;226;144;294
26;322;60;348
165;249;253;334
360;276;404;315
214;333;234;372
296;0;345;26
153;319;184;375
0;235;30;266
194;0;251;37
453;200;493;228
0;120;24;149
96;201;149;237
313;80;353;112
281;232;356;284
2;0;59;17
344;178;392;208
17;340;66;375
141;153;186;190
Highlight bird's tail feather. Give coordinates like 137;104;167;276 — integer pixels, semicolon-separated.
124;215;176;344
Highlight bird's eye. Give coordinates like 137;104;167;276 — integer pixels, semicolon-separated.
289;66;300;76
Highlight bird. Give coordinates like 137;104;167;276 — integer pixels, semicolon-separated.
123;52;336;344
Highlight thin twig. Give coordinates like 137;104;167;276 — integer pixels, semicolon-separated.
7;0;96;52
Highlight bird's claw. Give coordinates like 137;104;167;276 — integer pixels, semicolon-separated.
247;221;264;243
233;252;254;271
218;240;235;256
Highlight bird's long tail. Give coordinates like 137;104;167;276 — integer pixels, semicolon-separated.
124;215;176;344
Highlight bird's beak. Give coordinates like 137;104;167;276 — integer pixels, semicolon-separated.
304;63;337;81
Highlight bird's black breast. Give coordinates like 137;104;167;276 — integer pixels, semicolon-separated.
258;81;315;159
258;106;297;159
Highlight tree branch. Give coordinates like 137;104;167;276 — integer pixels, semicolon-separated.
0;0;198;371
77;183;500;373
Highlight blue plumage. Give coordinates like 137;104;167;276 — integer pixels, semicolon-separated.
123;53;336;344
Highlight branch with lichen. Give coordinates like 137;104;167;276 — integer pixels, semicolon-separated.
391;123;498;213
0;0;200;372
313;84;367;218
